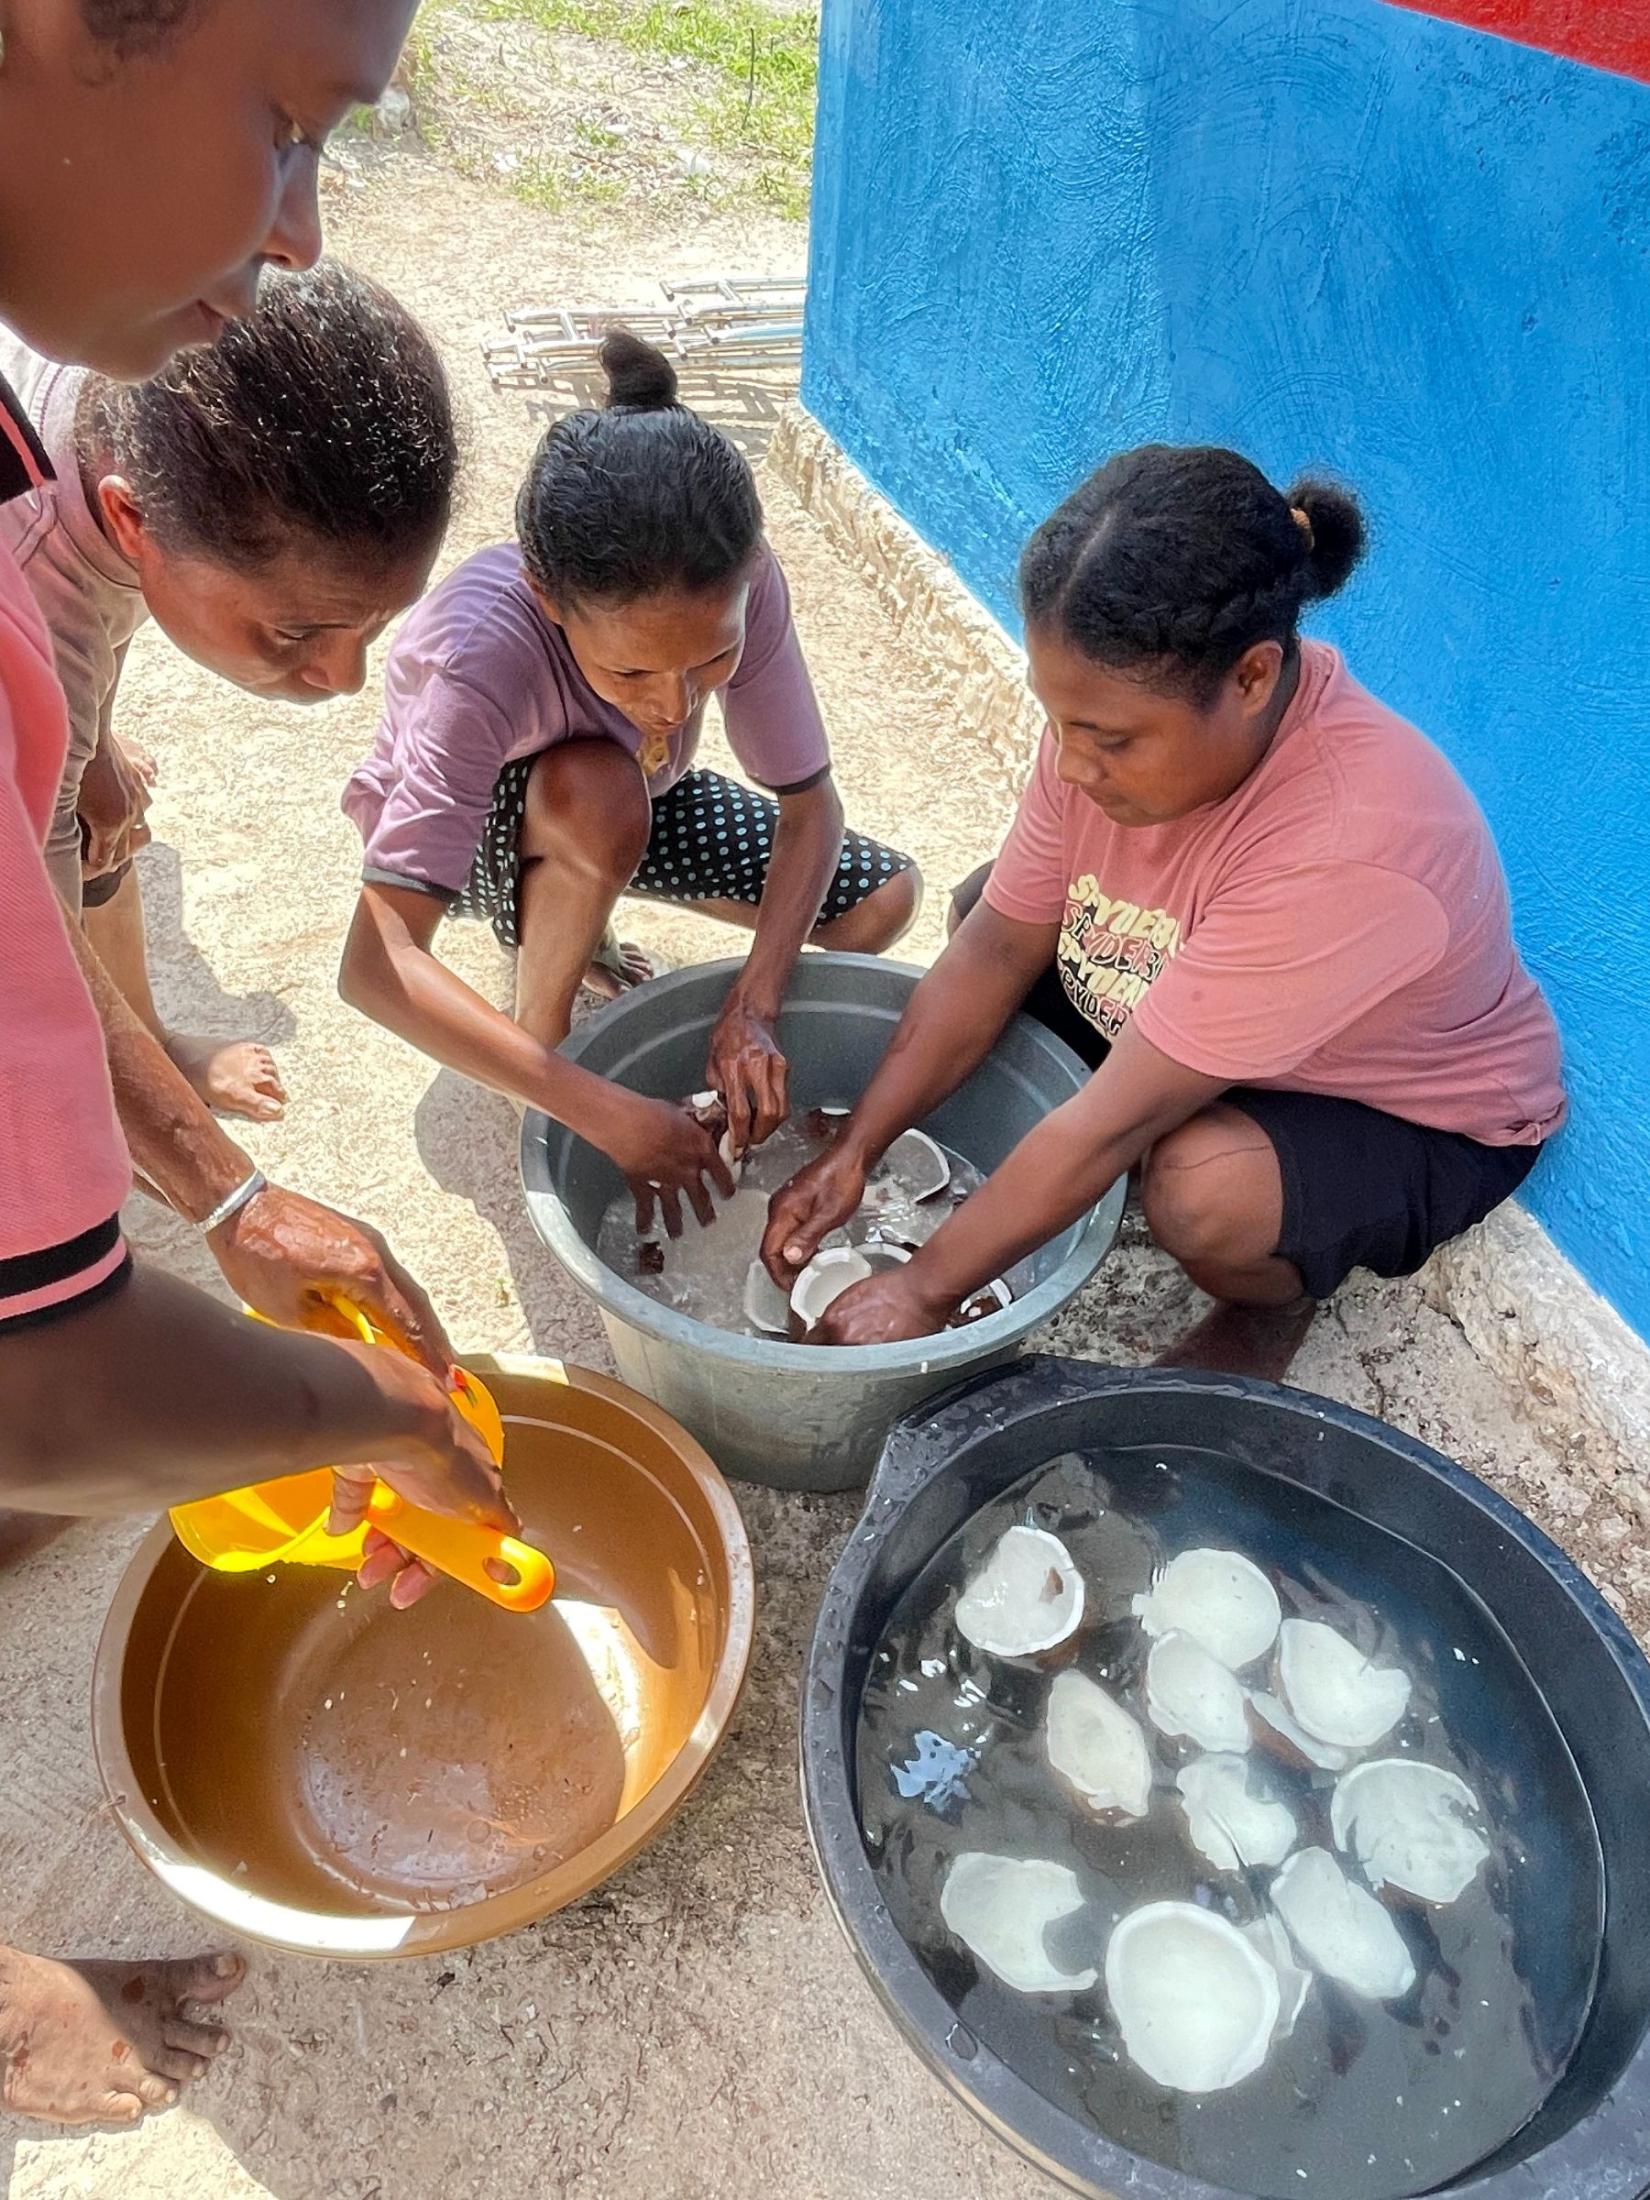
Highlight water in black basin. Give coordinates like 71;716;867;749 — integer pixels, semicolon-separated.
856;1446;1603;2199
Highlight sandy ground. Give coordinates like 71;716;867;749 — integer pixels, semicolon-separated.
4;142;1647;2200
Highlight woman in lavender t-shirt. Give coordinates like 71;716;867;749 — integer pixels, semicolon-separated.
341;331;919;1225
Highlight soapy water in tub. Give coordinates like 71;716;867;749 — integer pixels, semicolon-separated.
595;1117;1022;1339
856;1447;1604;2200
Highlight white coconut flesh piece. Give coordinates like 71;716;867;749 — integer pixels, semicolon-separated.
882;1127;952;1202
1145;1630;1251;1754
1105;1902;1280;2094
1277;1618;1412;1751
1331;1758;1490;1905
1175;1755;1297;1872
1133;1548;1281;1672
1045;1670;1152;1819
789;1246;873;1330
1248;1690;1352;1774
1243;1914;1312;2041
717;1128;744;1186
742;1261;793;1337
1271;1847;1417;2001
955;1526;1084;1658
940;1853;1097;1994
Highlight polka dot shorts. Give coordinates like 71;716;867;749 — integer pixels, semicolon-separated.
454;758;915;951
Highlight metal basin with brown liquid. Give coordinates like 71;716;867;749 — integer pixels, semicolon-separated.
92;1357;754;1959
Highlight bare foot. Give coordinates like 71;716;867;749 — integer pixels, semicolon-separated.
1155;1297;1317;1384
166;1034;286;1123
0;1947;245;2127
582;938;655;1002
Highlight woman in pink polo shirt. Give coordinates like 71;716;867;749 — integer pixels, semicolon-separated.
763;446;1564;1375
340;331;920;1227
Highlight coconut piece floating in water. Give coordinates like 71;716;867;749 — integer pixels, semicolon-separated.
1046;1670;1152;1819
1105;1902;1280;2094
940;1853;1097;1994
1175;1755;1296;1872
742;1261;793;1337
1146;1630;1251;1754
1277;1618;1412;1751
1248;1689;1352;1774
1243;1914;1312;2041
789;1246;873;1331
1331;1758;1490;1905
1133;1548;1281;1672
955;1526;1084;1659
1271;1846;1417;2001
950;1278;1013;1328
881;1127;951;1202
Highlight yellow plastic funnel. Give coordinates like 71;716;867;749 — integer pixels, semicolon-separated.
169;1302;553;1613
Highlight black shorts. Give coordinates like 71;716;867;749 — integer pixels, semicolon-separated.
951;863;1542;1301
455;758;915;952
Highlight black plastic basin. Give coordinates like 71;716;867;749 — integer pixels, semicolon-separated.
800;1357;1650;2200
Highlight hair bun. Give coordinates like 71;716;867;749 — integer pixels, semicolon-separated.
600;328;679;412
1284;476;1366;601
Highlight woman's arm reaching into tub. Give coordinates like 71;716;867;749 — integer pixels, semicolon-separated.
341;880;734;1230
761;899;1060;1280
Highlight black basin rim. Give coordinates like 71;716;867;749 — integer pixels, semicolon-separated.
800;1357;1650;2200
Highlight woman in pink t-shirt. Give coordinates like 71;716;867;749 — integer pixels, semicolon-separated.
340;331;920;1229
764;445;1564;1375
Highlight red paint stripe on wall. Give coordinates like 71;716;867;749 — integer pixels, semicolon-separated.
1382;0;1650;84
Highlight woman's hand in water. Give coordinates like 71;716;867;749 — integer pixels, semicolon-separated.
77;731;154;875
706;997;788;1152
761;1144;869;1283
810;1268;954;1346
605;1093;737;1238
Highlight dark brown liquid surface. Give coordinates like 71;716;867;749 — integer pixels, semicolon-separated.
121;1403;724;1919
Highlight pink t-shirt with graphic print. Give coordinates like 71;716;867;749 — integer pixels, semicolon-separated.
985;641;1564;1147
343;539;830;898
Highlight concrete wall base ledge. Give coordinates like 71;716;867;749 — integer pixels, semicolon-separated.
770;400;1650;1507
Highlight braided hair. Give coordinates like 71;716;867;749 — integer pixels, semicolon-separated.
1021;446;1365;705
515;330;762;609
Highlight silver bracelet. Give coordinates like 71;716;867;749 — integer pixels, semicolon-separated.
197;1167;268;1236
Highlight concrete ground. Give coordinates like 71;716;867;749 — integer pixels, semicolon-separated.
4;129;1647;2200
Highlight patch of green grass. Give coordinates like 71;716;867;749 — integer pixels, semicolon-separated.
477;0;818;206
510;150;626;211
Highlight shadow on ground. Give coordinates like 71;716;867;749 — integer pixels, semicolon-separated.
135;841;298;1056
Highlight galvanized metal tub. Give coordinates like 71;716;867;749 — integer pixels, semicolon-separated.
521;953;1123;1491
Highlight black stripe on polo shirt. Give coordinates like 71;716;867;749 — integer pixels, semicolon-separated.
0;1246;132;1335
0;1212;123;1304
0;368;53;506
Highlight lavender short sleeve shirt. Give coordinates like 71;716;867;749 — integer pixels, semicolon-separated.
343;539;830;897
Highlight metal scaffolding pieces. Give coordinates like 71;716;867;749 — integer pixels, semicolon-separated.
483;275;805;390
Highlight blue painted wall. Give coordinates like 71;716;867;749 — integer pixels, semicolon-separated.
804;0;1650;1340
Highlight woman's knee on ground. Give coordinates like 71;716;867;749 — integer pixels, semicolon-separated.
1140;1107;1284;1272
521;739;652;882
